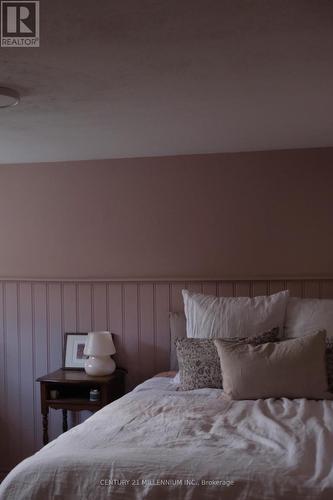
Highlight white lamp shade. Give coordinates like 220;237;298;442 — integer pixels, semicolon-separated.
83;331;116;356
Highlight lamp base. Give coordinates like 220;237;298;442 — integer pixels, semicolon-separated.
84;356;116;376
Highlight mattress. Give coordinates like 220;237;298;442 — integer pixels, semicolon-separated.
1;376;333;500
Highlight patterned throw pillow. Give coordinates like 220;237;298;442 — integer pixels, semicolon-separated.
175;328;280;391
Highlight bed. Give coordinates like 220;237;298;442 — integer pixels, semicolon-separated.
1;285;333;500
1;374;333;500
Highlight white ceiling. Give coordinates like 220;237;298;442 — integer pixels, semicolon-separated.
0;0;333;164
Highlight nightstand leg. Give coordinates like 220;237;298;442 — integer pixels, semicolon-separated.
62;409;68;432
42;411;49;445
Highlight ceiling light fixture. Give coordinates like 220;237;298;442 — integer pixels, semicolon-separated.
0;87;20;108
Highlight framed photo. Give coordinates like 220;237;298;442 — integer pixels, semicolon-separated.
63;333;88;370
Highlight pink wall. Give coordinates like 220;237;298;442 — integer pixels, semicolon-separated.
1;148;333;478
0;148;333;279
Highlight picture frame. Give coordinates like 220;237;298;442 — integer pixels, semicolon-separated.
63;333;88;370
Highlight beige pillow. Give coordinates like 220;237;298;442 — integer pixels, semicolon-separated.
214;331;330;400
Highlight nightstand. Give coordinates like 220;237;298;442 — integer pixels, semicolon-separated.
37;368;126;445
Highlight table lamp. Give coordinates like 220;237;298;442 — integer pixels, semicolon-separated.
83;331;116;376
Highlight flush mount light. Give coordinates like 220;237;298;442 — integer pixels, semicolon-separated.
0;87;20;108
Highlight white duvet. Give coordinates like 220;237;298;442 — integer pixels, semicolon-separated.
1;376;333;500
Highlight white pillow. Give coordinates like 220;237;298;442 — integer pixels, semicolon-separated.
182;289;289;339
285;298;333;339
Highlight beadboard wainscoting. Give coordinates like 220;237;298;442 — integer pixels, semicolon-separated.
1;277;333;477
